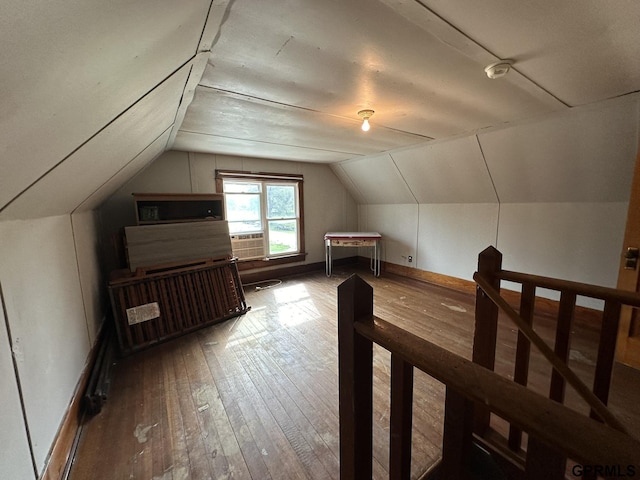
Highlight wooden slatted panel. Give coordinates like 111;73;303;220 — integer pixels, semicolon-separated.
109;258;249;355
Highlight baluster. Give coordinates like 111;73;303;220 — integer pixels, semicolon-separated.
508;282;536;452
527;290;576;480
549;291;576;402
390;354;413;480
441;387;474;479
591;300;621;416
583;301;622;480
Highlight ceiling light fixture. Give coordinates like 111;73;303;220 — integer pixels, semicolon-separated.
358;109;375;132
484;60;514;79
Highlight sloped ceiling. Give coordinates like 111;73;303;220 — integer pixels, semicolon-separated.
333;96;640;205
1;1;640;219
0;0;227;219
479;99;640;203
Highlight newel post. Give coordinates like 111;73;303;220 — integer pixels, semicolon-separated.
338;274;374;480
472;246;502;434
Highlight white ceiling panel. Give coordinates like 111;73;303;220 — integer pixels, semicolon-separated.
175;84;430;162
479;97;640;203
0;67;190;220
391;136;497;203
174;131;359;164
174;0;575;161
417;0;640;106
339;154;417;204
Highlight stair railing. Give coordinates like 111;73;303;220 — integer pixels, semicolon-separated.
473;246;640;478
338;270;640;480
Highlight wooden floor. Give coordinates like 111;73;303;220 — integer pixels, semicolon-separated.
69;266;640;480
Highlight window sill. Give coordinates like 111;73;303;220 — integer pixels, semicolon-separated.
235;253;308;271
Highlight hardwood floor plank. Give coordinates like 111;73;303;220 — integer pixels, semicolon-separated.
181;338;247;479
69;267;640;480
171;341;223;479
243;344;339;479
203;330;311;479
157;344;192;479
199;332;274;479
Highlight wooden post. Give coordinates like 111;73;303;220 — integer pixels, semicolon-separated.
389;353;413;480
338;274;373;480
472;246;502;434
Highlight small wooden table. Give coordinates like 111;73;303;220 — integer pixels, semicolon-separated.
324;232;382;277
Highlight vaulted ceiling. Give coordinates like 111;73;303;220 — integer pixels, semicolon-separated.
1;0;639;219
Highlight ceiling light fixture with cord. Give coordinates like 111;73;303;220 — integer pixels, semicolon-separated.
484;60;514;79
358;109;375;131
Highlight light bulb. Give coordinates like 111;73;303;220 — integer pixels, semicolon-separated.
357;109;374;132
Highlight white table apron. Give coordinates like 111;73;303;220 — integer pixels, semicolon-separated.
324;232;382;277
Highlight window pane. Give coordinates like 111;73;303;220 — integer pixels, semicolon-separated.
225;193;262;234
266;184;296;219
225;182;261;194
228;220;262;234
268;220;297;254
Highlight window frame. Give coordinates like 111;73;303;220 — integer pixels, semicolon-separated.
216;170;306;268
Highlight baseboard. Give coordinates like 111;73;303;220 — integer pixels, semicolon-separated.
239;256;358;285
367;257;604;326
381;261;478;294
239;254;603;326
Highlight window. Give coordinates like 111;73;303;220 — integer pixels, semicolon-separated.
216;170;304;262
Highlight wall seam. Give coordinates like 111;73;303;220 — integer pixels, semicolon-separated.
389;152;420;266
389;153;419;205
0;281;39;478
70;214;93;347
475;135;501;248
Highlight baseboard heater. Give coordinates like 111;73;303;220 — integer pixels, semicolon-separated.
108;256;249;355
83;324;116;415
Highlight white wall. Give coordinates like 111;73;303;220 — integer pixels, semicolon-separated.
497;202;628;305
0;214;102;476
335;95;640;308
99;151;358;271
0;299;35;479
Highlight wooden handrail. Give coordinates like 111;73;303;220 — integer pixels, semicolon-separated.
498;269;640;307
474;272;627;433
354;313;640;468
338;273;640;479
